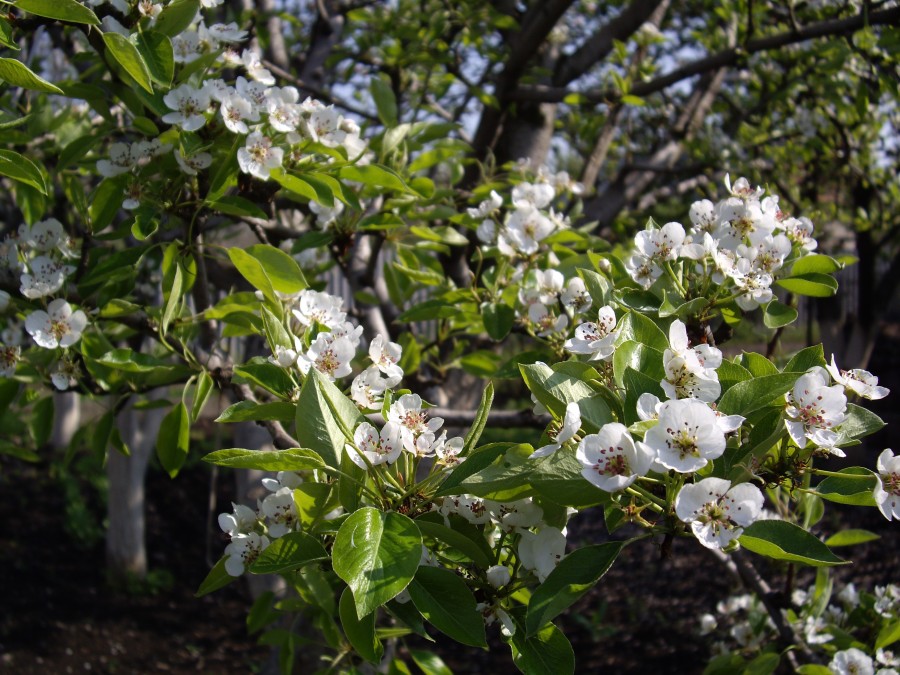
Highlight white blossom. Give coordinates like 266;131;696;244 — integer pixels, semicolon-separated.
25;299;88;349
162;84;211;131
785;367;847;455
874;449;900;521
829;648;875;675
531;401;581;458
642;398;726;473
368;334;403;386
518;527;566;582
675;477;764;550
826;355;889;400
223;532;269;576
564;306;618;361
387;393;444;453
577;422;653;492
346;421;402;468
237;131;283;180
297;333;354;380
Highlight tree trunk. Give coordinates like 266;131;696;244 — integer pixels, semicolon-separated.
105;396;166;586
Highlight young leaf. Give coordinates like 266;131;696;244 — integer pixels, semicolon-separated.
250;532;328;574
295;369;365;469
332;508;422;619
482;302;515;341
370;76;399;126
339;587;384;664
14;0;100;25
815;467;877;506
508;615;575;675
717;373;798;417
215;401;296;423
823;529;879;547
156;402;190;478
414;515;493;569
408;566;487;648
203;448;323;471
153;0;201;37
462;381;493;456
132;31;174;87
195;557;237;597
103;33;154;94
0;149;49;194
525;541;624;637
740;521;847;566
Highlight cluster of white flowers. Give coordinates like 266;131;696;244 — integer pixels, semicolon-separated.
701;582;900;673
470;168;582;259
0;218;88;388
217;470;313;576
625;175;818;311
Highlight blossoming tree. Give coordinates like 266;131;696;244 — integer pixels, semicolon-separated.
1;0;898;673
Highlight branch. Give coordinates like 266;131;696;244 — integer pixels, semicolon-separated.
232;383;301;449
511;6;900;104
553;0;668;86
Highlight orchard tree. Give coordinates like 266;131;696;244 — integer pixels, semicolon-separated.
0;0;898;673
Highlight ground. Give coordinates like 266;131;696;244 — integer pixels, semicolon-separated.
1;333;897;674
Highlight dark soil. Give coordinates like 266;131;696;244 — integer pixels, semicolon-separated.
1;332;897;674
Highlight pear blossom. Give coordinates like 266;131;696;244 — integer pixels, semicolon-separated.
329;320;364;349
561;277;591;314
785;368;847;454
498;206;555;257
51;356;80;390
346;421;402;468
260;487;298;538
25;299;88;349
675;477;764;550
486;565;511;589
518;527;566;582
661;320;722;402
20;256;71;298
826;355;890;400
296;333;354;380
292;289;346;329
369;334;403;385
467;190;503;219
577;422;653;492
434;433;464;467
636;392;661;421
388;394;444;453
487;498;544;532
564;305;618;361
634;221;686;262
241;49;275;85
204;22;248;43
829;648;875;675
218;502;259;536
511;181;555;209
351;365;391;408
477;602;516;637
223;532;269;576
237;131;283;180
220;92;259;134
175;148;213;176
528;302;568;337
531;401;581;458
162;84;211;131
874;449;900;521
0;345;20;377
439;494;489;524
19;218;65;251
643;398;726;472
689;199;717;234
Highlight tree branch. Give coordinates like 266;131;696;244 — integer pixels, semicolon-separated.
511;6;900;104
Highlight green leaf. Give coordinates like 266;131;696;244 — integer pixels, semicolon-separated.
824;529;879;547
295;369;365;469
192;370;215;422
815;467;877;506
526;542;623;637
233;360;295;398
397;298;461;322
717;373;798;416
791;254;842;276
622;367;664;425
615;311;668;350
88;176;127;233
876;620;900;650
783;345;826;373
436;444;534;501
520;362;612;431
153;0;201;37
370;76;399;126
776;273;838;298
333;508;422;619
835;404;885;444
160;258;184;336
195;557;236;597
14;0;99;25
741;352;779;377
250;531;328;574
482;302;515;340
408;566;486;648
436;443;514;497
339;164;410;193
612;340;665;389
744;652;780;675
716;360;753;396
0;17;17;50
103;33;153;93
763;300;798;328
156;402;190;478
740;521;847;566
215;401;296;423
509;618;575;675
795;666;833;675
409;650;452;675
208;195;269;220
340;587;384;664
29;396;54;448
132;31;174;87
0;149;49;194
413;516;492;568
530;447;612;509
203;447;324;471
462;382;493;457
246;244;307;294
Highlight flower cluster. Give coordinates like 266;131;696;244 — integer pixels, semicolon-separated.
0;218;88;388
700;581;900;673
625;175;819;312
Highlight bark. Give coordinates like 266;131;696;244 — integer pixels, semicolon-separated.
51;392;81;450
106;395;166;586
